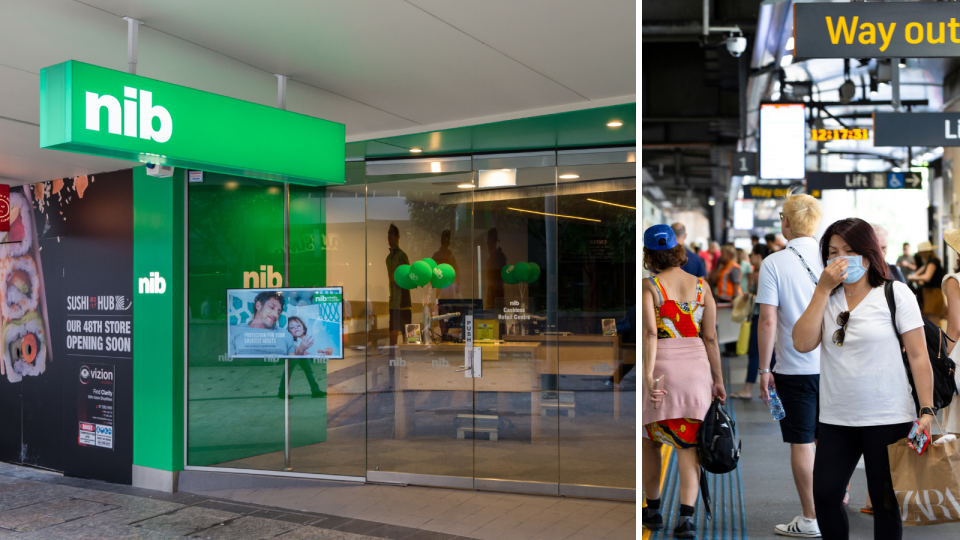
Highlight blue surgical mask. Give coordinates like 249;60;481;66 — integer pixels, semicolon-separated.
828;255;867;284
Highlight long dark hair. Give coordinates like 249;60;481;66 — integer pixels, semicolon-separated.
819;218;889;292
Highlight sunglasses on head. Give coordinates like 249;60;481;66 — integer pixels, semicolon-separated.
833;310;850;347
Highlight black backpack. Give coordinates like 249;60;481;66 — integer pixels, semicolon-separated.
696;399;741;520
884;281;959;413
697;399;741;474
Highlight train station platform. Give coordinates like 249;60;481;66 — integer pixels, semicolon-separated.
645;354;960;540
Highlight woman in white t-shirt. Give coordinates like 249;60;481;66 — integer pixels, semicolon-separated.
793;218;935;540
940;228;960;435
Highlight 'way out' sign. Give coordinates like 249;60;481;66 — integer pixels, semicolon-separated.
794;3;960;58
40;61;345;186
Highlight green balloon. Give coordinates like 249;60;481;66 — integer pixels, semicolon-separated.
501;264;518;285
394;264;414;289
434;263;456;288
409;260;432;287
422;258;438;273
527;262;541;283
512;262;530;283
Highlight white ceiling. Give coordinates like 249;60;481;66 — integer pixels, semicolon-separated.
0;0;636;185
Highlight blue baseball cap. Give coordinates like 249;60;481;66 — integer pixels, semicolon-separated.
644;224;677;251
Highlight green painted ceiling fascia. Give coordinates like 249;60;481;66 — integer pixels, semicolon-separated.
345;103;635;159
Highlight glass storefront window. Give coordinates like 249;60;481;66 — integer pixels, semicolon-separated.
185;155;636;496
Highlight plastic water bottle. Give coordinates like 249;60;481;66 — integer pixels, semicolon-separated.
768;387;786;421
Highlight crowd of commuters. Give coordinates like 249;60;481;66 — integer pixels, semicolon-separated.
642;190;958;540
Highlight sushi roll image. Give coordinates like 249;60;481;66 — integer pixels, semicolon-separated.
1;312;46;383
1;256;39;321
1;192;33;258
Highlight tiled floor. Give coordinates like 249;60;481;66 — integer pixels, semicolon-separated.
0;461;634;539
190;481;636;540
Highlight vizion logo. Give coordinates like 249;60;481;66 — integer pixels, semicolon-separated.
86;87;172;143
139;272;167;294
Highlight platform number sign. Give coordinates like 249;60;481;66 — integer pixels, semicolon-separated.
732;152;758;177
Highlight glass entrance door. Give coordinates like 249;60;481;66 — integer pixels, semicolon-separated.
471;167;560;493
365;167;478;486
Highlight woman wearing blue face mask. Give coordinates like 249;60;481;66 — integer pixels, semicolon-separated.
792;218;935;540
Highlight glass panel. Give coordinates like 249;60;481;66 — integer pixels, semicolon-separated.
556;163;637;489
365;171;476;478
187;174;287;470
286;162;366;476
472;166;559;484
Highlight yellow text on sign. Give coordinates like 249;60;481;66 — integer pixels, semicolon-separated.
748;186;792;199
826;16;960;52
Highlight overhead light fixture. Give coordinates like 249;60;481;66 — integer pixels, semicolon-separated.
820;148;829;154
607;121;623;127
780;54;793;67
708;197;716;207
478;169;516;188
431;162;441;173
786;37;795;51
559;174;579;179
587;198;636;210
410;148;423;153
899;58;907;68
224;181;239;191
770;91;781;101
267;186;281;195
457;183;475;189
508;207;599;223
838;79;856;104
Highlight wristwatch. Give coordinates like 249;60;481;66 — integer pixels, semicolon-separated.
758;369;772;374
920;407;936;417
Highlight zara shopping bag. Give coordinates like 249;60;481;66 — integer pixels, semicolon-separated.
888;434;960;526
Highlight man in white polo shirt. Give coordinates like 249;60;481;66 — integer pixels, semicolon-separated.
756;191;824;538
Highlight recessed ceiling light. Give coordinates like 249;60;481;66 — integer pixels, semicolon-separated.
559;174;579;179
458;184;475;189
410;148;422;153
224;181;239;190
607;121;623;127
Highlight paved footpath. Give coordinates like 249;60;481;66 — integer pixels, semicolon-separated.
0;462;465;539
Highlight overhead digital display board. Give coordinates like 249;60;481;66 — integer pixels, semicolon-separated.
810;128;870;142
760;103;806;180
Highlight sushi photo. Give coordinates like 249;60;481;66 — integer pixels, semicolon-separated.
1;192;33;258
1;256;40;321
2;312;47;383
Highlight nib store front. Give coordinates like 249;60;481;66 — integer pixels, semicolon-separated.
42;61;636;501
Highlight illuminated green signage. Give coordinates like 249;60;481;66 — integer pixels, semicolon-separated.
40;61;344;186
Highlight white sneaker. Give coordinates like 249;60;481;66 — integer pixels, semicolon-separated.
775;516;821;538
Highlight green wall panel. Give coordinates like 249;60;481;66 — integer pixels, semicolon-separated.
133;166;185;472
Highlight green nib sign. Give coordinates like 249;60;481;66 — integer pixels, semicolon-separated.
40;61;345;186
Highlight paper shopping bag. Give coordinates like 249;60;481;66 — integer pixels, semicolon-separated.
888;435;960;526
736;321;751;357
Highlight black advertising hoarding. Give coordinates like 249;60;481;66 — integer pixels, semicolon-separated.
0;171;133;484
874;112;960;147
795;3;960;58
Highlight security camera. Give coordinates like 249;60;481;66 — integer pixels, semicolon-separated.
145;162;175;178
726;36;747;57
